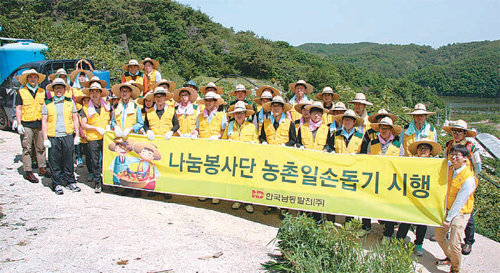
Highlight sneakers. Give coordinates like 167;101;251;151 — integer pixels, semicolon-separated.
211;199;220;205
381;236;391;245
76;158;83;168
357;228;371;238
462;243;472;255
24;171;39;183
88;173;94;182
94;181;102;194
232;202;242;210
68;183;81;192
54;185;64;195
244;204;254;213
415;244;423;256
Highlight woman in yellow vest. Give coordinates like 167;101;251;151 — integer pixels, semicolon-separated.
435;144;477;273
173;87;198;137
331;109;364;154
296;101;332;152
140;58;162;92
80;81;110;193
253;86;280;131
348;93;373;134
110;82;144;139
121;59;147;95
259;95;296;147
137;91;155;122
153;79;176;107
402;103;437;156
41;78;81;195
287;80;313;121
144;87;179;141
361;108;398;154
223;101;258;213
293;101;312;135
315;87;340;125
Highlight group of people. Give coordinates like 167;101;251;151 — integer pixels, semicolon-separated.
14;57;482;273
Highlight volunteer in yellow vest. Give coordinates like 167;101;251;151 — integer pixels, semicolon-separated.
435;144;477;273
442;119;480;256
253;85;280;131
259;95;296;147
328;102;347;135
79;81;110;193
41;78;81;195
293;101;312;134
144;87;179;141
121;59;147;95
331;109;364;154
49;68;70;84
288;80;313;121
315;87;340;125
14;69;49;183
153;79;176;107
140;57;162;92
110;82;144;138
228;84;256;112
361;108;398;153
200;82;223;96
223;101;258;213
74;93;93;174
397;138;442;256
137;91;155;121
297;101;332;152
402;103;437;156
348;93;373;133
173;87;198;137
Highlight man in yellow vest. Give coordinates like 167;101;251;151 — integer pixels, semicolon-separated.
296;101;332;152
361;108;398;154
144;86;179;141
121;59;147;95
253;86;280;131
331;109;364;154
288;80;313;121
328;102;347;135
14;69;49;183
435;144;477;273
259;96;296;147
348;93;373;133
41;78;81;195
315;87;340;125
153;79;176;107
223;101;258;213
140;58;162;92
173;87;198;137
110;82;144;139
79;81;110;193
293;101;312;134
402;103;437;156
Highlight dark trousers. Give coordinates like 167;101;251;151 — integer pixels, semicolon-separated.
464;214;475;245
383;221;396;237
345;216;372;230
87;139;103;183
75;143;82;160
396;223;427;245
48;135;75;187
81;142;93;172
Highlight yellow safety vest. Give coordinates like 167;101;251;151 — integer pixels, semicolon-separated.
263;118;291;145
222;121;258;142
334;130;363;154
300;123;329;151
176;105;198;135
114;101;138;130
289;101;302;121
145;70;159;91
18;87;46;122
447;166;477;214
322;113;334;125
123;74;144;85
82;104;111;141
369;136;402;156
46;98;74;137
403;124;436;156
198;111;224;138
147;106;175;135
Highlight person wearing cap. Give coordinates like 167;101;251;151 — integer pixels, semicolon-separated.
288;80;313;121
253;86;279;130
396;138;442;256
110;82;144;138
348;93;373;133
183;80;198;91
293;101;312;135
14;69;50;183
121;59;148;94
296;101;332;152
330;109;365;154
328;102;347;135
259;96;296;147
402;103;437;156
315;87;340;125
144;87;180;141
435;144;477;273
41;78;81;195
49;68;70;84
222;101;258;213
141;58;162;92
361;109;399;154
79;81;111;193
153;79;177;107
443;119;481;255
173;87;199;137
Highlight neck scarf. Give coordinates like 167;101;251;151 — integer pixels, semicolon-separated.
378;133;394;144
54;95;65;103
72;73;89;89
203;106;218;118
340;126;355;139
177;101;194;115
270;113;286;125
309;118;323;132
27;84;38;93
88;98;110;117
404;121;431;137
290;94;310;104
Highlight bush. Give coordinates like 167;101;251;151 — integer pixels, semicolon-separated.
475;172;500;242
263;214;416;273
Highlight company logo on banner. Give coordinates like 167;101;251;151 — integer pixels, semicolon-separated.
102;132;448;226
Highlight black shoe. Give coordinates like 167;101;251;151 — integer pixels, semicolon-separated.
68;183;81;192
147;192;158;197
462;243;472;255
94;181;102;194
279;209;288;220
164;193;172;200
263;207;276;215
24;171;39;183
120;189;132;196
134;190;142;198
39;167;50;178
54;185;64;195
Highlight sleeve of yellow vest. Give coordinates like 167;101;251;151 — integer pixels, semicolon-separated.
445;177;476;222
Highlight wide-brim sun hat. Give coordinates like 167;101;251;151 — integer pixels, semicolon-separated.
348;93;373;106
263;95;292;112
315;86;340;101
408;138;442;156
82;81;109;97
289;80;313;94
137;91;154;106
82;76;108;89
147;87;174;101
173;87;197;103
229;84;251;97
334;109;364;127
256;85;280;98
108;137;135;151
408;103;435;116
370;116;402;136
153;79;176;92
329;102;348;115
133;142;162;160
196;91;224;106
304;101;328;114
227;101;255;117
200;82;223;95
368;108;398;123
294;101;312;113
443;119;477;138
49;68;68;82
16;69;46;86
75;94;90;105
46;78;71;92
140;57;160;69
122;59;144;71
69;69;94;83
253;90;274;105
111;82;141;99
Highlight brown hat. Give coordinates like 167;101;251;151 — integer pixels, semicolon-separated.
82;81;109;97
173;87;197;103
227;101;255;117
334;109;364;127
75;94;90;105
255;85;280;98
16;69;46;86
293;101;312;113
200;82;223;95
133;141;162;160
140;57;160;69
82;76;107;89
408;103;435;116
368;108;398;123
48;68;68;82
229;84;251;97
137;91;154;106
153;79;176;92
122;59;144;71
263;95;292;112
315;86;340;101
46;78;71;92
348;93;373;106
408;138;442;156
69;69;94;83
111;81;141;99
289;80;313;94
443;119;477;138
304;101;328;114
370;116;403;136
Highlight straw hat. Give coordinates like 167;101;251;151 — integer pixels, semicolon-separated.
153;79;176;92
140;57;159;69
108;137;135;151
46;78;71;92
137;91;154;106
196;91;224;106
408;103;435;115
215;94;227;105
289;80;313;94
368;108;398;123
146;87;174;101
173;87;197;103
75;94;90;105
121;59;144;71
48;68;68;81
183;80;198;90
334;109;364;127
408;138;442;157
304;101;328;114
198;82;222;95
315;86;340;101
82;81;109;97
330;102;348;114
227;101;255;117
69;69;93;83
111;81;141;99
130;82;144;93
229;84;251;97
294;101;312;113
253;90;274;105
348;93;373;106
82;76;107;89
16;69;46;86
263;95;292;112
370;116;402;136
443;119;477;137
133;142;161;160
256;85;280;98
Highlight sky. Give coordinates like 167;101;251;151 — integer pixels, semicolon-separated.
176;0;500;48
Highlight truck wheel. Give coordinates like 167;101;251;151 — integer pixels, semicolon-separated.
0;107;8;131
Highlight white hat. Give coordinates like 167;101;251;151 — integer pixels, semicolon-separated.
443;119;477;137
122;59;144;71
408;103;435;115
370;116;402;135
227;101;255;117
348;93;373;106
289;80;313;94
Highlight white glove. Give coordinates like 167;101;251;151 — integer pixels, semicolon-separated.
44;139;51;148
190;134;197;139
114;126;122;137
208;135;219;140
164;131;174;140
330;151;336;154
122;127;133;137
281;143;287;147
299;146;305;150
146;130;155;141
181;134;190;138
261;141;268;145
96;127;105;135
12;120;18;130
17;124;25;135
74;136;81;145
250;141;255;144
105;125;111;131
